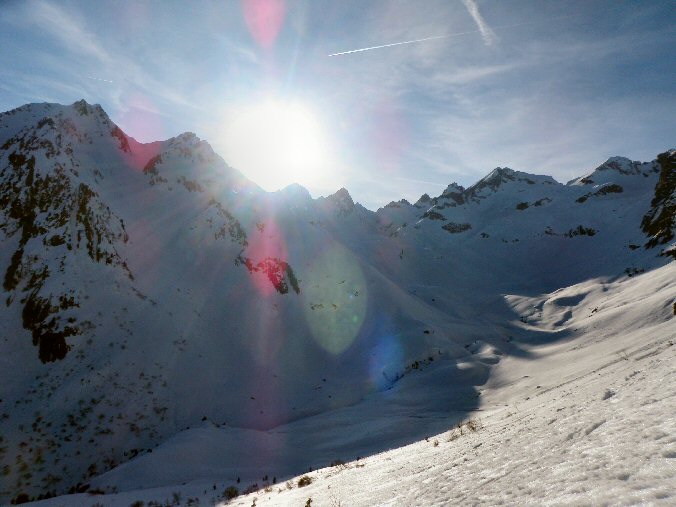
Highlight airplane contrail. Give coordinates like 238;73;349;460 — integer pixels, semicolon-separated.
328;31;479;57
328;12;588;57
461;0;496;46
85;76;114;83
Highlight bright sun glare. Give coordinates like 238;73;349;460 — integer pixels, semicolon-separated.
223;99;329;192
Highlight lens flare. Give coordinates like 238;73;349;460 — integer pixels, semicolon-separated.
370;101;409;173
369;331;404;391
244;217;288;297
302;244;367;355
242;0;286;49
118;94;164;171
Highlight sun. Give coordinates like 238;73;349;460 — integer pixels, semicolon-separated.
222;99;330;191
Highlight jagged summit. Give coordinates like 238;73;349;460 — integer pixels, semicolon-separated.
71;98;108;118
473;167;557;190
441;182;465;195
596;156;647;175
414;193;433;207
327;187;354;206
278;182;312;201
162;131;218;161
383;198;411;209
1;99;104;119
568;155;661;186
0;99;119;149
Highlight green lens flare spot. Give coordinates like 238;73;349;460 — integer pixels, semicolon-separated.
302;245;367;355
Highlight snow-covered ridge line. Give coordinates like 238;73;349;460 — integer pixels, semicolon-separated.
0;100;666;211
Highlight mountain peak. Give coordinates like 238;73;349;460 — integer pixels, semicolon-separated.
70;99;110;122
383;198;411;209
415;193;433;207
279;182;311;200
329;187;353;202
468;167;556;195
168;131;202;148
326;187;355;213
595;156;643;175
442;182;465;195
436;182;466;207
568;154;662;186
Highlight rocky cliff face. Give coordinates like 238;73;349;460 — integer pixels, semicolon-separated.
641;149;676;257
0;103;132;363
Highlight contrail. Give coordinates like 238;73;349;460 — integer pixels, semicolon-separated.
328;11;588;57
461;0;496;46
85;76;114;83
328;31;479;57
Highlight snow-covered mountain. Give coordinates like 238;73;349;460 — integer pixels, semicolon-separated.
0;101;673;505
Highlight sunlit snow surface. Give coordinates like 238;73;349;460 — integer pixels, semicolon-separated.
26;262;675;506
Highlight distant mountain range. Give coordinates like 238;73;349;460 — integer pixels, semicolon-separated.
0;100;673;503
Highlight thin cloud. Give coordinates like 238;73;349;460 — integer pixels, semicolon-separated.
18;0;204;115
395;175;448;187
26;0;112;63
461;0;496;46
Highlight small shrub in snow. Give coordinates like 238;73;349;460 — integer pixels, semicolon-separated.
223;486;238;500
466;419;480;432
442;222;472;233
566;225;596;237
298;475;313;487
242;483;258;494
447;418;481;441
10;493;30;504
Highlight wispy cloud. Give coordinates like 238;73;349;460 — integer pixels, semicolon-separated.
461;0;496;46
12;1;207;122
26;0;112;63
395;175;448;187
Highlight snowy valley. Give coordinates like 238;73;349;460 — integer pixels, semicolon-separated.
0;101;674;506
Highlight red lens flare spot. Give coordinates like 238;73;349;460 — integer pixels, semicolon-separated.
242;0;286;49
118;94;165;171
370;101;410;173
245;218;288;296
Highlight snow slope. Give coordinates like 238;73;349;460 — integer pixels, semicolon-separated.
21;261;675;506
0;101;673;504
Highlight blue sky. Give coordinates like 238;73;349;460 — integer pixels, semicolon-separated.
1;0;674;209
